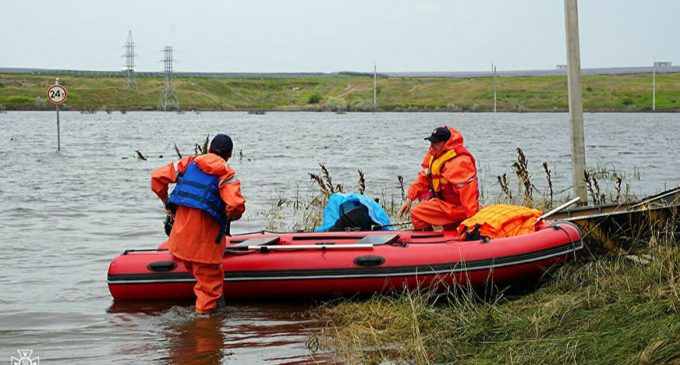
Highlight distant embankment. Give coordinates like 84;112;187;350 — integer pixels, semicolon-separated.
1;69;679;112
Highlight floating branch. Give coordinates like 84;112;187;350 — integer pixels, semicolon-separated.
135;150;147;161
174;144;182;159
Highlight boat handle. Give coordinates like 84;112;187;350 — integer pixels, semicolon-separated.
147;261;177;272
354;255;385;267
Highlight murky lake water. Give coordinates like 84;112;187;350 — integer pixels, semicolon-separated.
0;111;678;364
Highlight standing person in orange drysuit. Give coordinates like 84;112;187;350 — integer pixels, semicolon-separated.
151;134;245;314
398;126;480;230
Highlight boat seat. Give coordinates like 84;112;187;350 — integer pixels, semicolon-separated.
230;236;280;248
356;233;400;245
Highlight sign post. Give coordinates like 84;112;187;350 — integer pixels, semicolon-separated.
47;78;67;152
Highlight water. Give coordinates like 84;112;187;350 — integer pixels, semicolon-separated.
0;111;678;364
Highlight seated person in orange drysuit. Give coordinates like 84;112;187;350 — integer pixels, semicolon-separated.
151;134;245;314
398;126;480;230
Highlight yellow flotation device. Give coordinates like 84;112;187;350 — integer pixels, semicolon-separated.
427;150;457;192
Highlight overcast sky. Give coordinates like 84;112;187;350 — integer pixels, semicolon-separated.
1;0;677;72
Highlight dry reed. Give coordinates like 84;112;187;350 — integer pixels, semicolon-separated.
357;169;366;195
497;173;513;202
512;147;535;205
397;175;406;202
543;161;554;209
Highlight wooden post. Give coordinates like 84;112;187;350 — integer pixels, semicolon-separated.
652;64;656;111
373;62;377;112
564;0;587;203
492;64;497;113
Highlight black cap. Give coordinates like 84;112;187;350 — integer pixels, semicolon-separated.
209;134;233;157
424;126;451;143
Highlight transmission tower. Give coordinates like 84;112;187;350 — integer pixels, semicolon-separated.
160;46;180;111
122;30;136;89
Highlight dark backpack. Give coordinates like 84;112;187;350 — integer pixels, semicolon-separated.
329;201;378;231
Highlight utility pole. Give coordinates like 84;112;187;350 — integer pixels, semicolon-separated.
652;62;656;111
373;62;377;112
160;46;179;111
564;0;587;203
492;63;497;113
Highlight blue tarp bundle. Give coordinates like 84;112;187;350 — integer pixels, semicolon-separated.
315;193;393;232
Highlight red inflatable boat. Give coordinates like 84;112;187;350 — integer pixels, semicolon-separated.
107;221;582;301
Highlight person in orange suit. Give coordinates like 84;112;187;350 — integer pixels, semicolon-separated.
152;134;245;314
398;126;479;230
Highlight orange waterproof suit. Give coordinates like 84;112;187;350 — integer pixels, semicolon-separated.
152;153;245;313
407;128;479;229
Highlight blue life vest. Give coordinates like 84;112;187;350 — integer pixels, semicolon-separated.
315;193;393;232
167;162;227;228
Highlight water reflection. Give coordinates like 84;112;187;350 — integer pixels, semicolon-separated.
107;301;332;364
166;313;226;365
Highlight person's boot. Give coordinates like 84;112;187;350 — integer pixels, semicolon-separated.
195;296;227;316
215;296;226;310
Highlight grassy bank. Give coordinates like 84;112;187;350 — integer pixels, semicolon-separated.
2;72;680;112
314;234;680;364
287;161;678;364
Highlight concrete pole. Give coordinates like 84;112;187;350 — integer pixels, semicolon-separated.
564;0;587;203
652;65;656;111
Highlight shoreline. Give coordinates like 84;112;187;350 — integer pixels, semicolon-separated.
2;108;679;113
2;72;680;113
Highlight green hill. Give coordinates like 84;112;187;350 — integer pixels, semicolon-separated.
2;72;680;112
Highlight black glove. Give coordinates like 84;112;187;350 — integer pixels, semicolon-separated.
164;213;174;236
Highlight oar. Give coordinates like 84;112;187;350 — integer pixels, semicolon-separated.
227;243;375;252
371;221;412;230
536;197;581;224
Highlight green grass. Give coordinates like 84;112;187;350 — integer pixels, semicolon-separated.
313;230;680;364
248;153;675;364
263;163;679;364
2;72;680;111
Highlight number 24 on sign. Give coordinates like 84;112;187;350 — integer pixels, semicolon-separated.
48;85;67;105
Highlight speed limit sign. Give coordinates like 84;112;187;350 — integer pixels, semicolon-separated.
47;84;68;105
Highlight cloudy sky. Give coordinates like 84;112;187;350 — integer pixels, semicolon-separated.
1;0;677;72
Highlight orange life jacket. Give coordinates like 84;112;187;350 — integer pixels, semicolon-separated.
457;204;542;239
